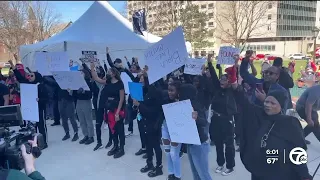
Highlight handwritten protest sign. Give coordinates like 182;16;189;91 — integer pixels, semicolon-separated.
35;52;69;76
145;26;188;84
128;82;143;101
217;46;240;65
121;73;132;94
162;99;201;145
184;58;206;75
20;84;39;122
52;71;90;91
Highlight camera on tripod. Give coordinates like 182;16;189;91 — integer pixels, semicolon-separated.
0;105;44;170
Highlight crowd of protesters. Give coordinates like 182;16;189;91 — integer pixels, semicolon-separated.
0;48;319;180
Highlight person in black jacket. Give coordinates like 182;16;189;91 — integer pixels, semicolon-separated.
8;60;49;149
233;85;312;180
272;57;294;109
207;56;238;176
76;69;95;145
132;70;164;178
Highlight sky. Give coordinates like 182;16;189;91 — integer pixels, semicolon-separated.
48;1;127;23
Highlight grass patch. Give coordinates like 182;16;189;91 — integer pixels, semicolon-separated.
210;60;306;82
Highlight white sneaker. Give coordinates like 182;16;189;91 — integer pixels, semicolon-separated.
103;122;108;130
215;166;224;173
125;131;133;137
222;168;234;176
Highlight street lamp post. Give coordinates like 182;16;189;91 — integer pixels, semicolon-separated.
312;27;320;61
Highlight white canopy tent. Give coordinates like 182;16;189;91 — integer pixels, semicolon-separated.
20;1;192;71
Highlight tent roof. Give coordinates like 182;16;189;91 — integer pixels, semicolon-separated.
20;1;161;51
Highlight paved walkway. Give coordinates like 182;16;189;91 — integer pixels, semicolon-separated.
36;120;320;180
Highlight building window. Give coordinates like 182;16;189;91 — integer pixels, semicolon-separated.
268;3;272;9
174;2;178;6
257;45;261;51
201;5;206;9
149;22;152;25
267;24;271;30
159;28;162;31
268;14;271;20
163;27;167;31
208;3;214;9
208;13;214;17
277;14;281;19
148;14;152;18
209;31;214;36
194;51;199;56
133;3;136;6
208;22;214;27
271;45;275;51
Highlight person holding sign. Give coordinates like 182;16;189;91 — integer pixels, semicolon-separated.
91;63;126;159
178;84;212;180
132;67;164;178
162;81;183;180
76;69;95;145
207;55;238;176
9;60;49;149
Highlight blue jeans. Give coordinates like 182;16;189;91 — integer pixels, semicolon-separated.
162;121;182;178
187;142;212;180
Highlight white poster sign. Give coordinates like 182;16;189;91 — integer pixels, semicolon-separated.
184;58;206;75
217;46;240;65
35;52;69;76
145;26;188;84
162;99;201;145
121;73;132;94
20;84;39;122
52;71;90;91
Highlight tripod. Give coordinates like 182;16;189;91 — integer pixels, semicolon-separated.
313;162;320;179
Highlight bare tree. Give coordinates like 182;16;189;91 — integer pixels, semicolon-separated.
216;1;275;52
0;1;29;63
28;1;61;42
0;1;61;63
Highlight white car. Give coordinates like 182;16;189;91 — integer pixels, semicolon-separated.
288;53;305;60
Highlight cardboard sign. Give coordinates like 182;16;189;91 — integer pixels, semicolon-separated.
162;99;201;145
80;51;99;64
184;58;206;75
121;73;132;94
52;71;90;90
128;82;144;101
20;84;39;122
35;52;69;76
217;46;240;65
145;26;188;84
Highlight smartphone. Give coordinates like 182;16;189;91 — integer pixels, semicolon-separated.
256;83;263;92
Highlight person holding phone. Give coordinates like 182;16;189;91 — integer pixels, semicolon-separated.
240;51;289;113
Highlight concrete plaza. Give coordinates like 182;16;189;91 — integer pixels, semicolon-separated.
36;120;320;180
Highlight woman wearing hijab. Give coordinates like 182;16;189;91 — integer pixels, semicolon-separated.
132;69;164;178
207;57;238;176
162;81;183;180
91;63;126;158
9;60;49;149
233;85;312;179
179;84;212;180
